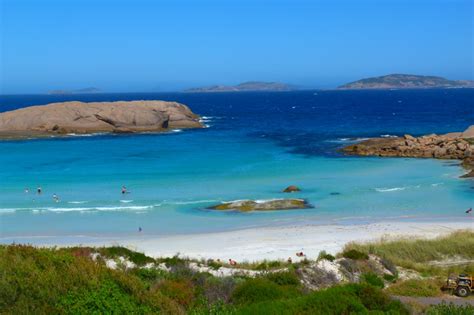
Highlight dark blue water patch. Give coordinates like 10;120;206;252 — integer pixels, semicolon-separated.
246;130;378;157
1;89;473;158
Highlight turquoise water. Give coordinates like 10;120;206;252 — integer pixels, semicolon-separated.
0;90;473;240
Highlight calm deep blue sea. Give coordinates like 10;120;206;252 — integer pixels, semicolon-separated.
0;89;473;241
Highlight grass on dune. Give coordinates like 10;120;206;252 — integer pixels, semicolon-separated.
343;230;474;272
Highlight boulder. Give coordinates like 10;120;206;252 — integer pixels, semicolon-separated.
461;125;474;139
209;199;311;212
0;100;203;138
460;170;474;178
283;185;301;193
342;129;474;178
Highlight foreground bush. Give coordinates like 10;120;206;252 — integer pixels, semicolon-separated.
236;284;408;315
0;244;408;314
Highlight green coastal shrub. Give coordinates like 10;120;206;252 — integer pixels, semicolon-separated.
317;250;336;262
342;249;369;260
265;271;300;286
231;279;288;304
56;279;151;314
426;302;474;315
235;284;408;315
361;272;384;288
98;246;155;266
157;279;196;307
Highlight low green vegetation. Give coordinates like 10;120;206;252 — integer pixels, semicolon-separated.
317;250;335;262
425;303;474;315
386;279;443;297
343;230;474;274
2;231;474;313
341;249;369;260
361;272;385;288
0;244;408;314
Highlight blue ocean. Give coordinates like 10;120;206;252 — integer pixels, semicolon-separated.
0;89;473;241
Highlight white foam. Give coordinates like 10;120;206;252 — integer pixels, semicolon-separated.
1;205;155;213
380;134;398;138
375;187;406;192
68;201;88;204
120;200;134;203
166;199;218;205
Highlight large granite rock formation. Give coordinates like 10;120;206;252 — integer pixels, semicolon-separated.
342;126;474;177
209;199;311;212
0;101;203;138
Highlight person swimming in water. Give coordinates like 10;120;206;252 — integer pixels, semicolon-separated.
121;186;127;194
466;208;472;214
138;227;142;232
53;194;60;203
37;187;42;194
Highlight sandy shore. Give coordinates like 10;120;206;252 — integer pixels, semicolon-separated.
9;220;471;263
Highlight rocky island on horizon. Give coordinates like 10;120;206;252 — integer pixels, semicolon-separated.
338;74;474;89
47;87;102;95
0;100;203;139
185;81;295;93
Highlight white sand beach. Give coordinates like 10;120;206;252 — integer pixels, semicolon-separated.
49;220;473;263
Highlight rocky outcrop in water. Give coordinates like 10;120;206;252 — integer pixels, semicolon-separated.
283;185;301;193
209;199;311;212
342;126;474;177
0;101;203;138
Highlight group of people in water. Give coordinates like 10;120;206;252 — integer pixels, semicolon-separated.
24;185;131;203
24;186;60;202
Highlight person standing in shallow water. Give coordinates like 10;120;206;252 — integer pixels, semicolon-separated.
121;186;127;194
37;187;42;194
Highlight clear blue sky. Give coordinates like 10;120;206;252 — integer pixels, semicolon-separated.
1;0;472;94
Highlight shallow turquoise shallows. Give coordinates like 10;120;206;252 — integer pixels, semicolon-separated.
0;90;473;241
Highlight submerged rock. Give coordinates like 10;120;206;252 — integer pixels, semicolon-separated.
0;100;203;139
283;185;301;193
209;199;311;212
460;170;474;178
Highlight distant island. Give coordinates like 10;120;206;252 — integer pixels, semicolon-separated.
47;87;102;95
185;81;295;92
338;74;474;89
